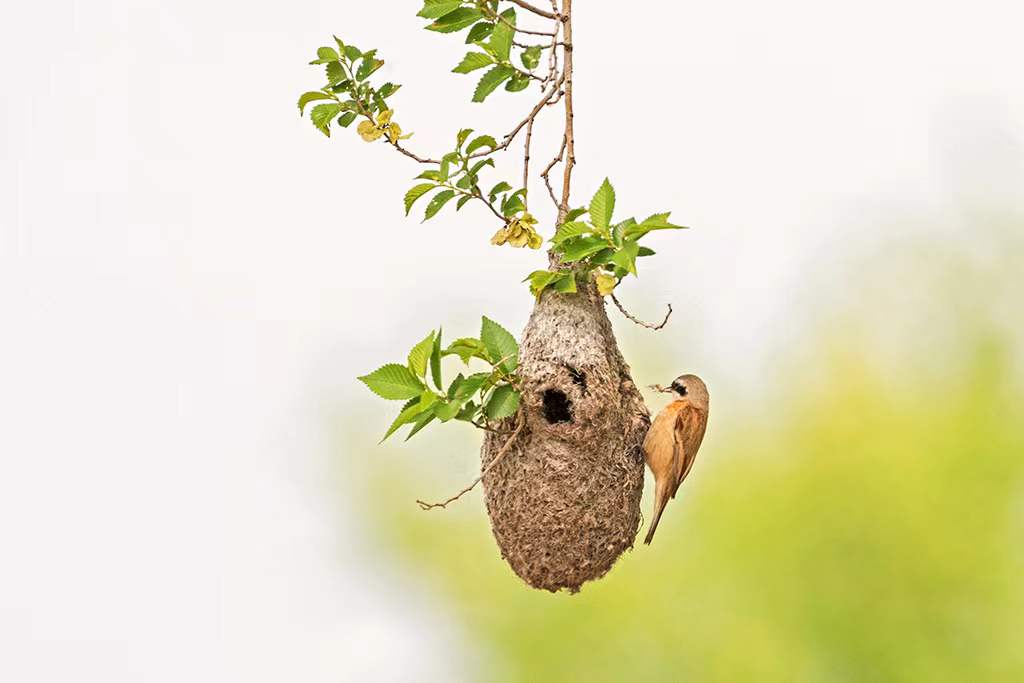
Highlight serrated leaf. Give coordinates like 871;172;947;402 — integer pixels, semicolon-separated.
521;45;542;70
589;178;616;233
472;65;515;102
377;82;401;98
337;111;357;128
381;397;421;441
417;0;463;19
407;331;436;377
455;195;473;211
404;183;437;216
357;54;384;80
488;181;513;201
481;317;518;373
638;246;656;257
453;52;494;74
488;8;516;61
433;398;465;422
465;22;495;44
358;363;424;400
551;221;593;244
317;46;339;62
457;128;474;149
423;190;456;221
465;134;497;155
405;410;436;440
486;384;520;420
553;272;577;294
558;235;610;262
443;338;488;364
310;103;341;136
610;239;640;276
430;327;443;390
427;8;484;33
343;45;362;61
298;91;334;115
505;75;530;92
416;170;443;181
525;270;561;299
624;212;689;240
564;206;588;222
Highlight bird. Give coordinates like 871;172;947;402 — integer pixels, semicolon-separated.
642;374;710;545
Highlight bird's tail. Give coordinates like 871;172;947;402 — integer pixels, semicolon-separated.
643;484;669;545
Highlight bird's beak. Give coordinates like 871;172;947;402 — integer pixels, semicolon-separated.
648;384;673;394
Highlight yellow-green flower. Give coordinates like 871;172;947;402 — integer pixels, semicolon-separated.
491;213;542;249
357;109;412;143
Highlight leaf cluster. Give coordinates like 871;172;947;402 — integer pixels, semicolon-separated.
357;317;522;441
528;179;688;298
404;128;527;223
418;2;548;102
297;38;401;137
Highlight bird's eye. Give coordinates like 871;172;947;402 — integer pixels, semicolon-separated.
673;383;687;396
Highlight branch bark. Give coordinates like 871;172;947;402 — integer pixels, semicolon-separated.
557;0;575;223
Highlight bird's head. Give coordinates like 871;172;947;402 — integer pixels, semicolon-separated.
653;374;709;410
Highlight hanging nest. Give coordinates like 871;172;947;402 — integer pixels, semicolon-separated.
480;281;650;592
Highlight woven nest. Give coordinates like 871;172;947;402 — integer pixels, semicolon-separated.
481;283;650;592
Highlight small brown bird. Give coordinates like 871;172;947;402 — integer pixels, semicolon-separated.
642;374;710;545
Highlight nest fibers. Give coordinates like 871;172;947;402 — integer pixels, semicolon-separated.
481;283;650;592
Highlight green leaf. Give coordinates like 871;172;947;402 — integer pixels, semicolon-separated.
416;170;443;181
552;221;592;244
433;398;464;422
430;327;443;390
501;189;527;217
443;338;488;364
405;410;436;440
404;184;436;216
486;384;520;420
558;236;610;262
453;52;495;73
488;8;516;61
564;207;588;222
553;272;577;294
310;103;342;136
472;65;515;102
317;47;340;62
638;246;656;257
337;111;357;128
457;128;474;149
521;45;542;70
427;8;484;33
465;22;495;44
488;181;513;201
465;134;497;155
611;239;640;276
624;213;689;240
326;61;347;86
357;52;384;80
381;397;423;441
417;0;463;19
407;331;436;377
468;158;495;176
589;178;616;233
481;316;518;373
298;91;334;115
505;75;530;92
525;270;561;299
343;45;363;61
423;190;457;221
377;82;401;98
358;364;424;400
456;400;478;422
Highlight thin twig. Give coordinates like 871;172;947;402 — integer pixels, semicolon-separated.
523;116;535;208
610;294;674;330
416;413;526;510
542;135;567;208
557;0;575;223
507;0;559;20
466;73;564;160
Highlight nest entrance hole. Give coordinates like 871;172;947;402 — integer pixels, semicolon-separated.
542;389;573;424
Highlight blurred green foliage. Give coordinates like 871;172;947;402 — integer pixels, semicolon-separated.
336;236;1024;682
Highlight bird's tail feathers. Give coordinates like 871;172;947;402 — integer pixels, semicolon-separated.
643;484;669;545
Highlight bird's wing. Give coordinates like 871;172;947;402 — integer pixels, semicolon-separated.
670;403;708;498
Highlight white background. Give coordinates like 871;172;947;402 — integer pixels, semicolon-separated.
2;1;1022;680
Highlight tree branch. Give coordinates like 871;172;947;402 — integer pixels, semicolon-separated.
610;293;673;330
506;0;559;20
416;412;526;510
557;0;575;223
